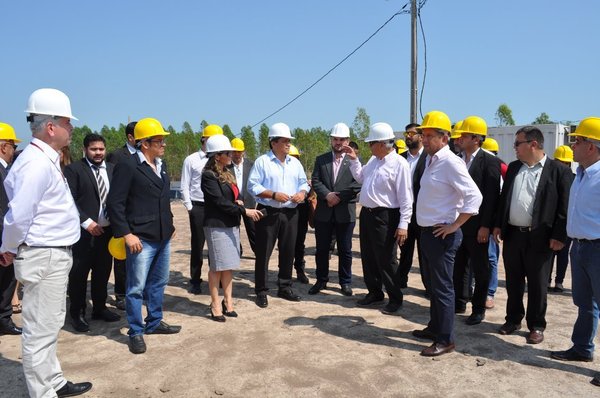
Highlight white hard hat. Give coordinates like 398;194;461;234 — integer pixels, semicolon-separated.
206;134;234;154
268;122;294;139
25;88;78;120
365;122;394;142
330;122;350;138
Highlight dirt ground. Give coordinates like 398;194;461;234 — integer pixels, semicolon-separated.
0;201;598;397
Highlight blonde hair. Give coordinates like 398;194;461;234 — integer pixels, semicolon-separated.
205;156;236;185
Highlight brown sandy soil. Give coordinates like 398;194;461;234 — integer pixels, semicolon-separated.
1;201;598;397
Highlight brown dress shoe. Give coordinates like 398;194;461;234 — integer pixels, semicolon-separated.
420;342;455;357
526;330;544;344
498;322;521;335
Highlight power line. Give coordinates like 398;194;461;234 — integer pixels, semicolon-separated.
251;3;413;129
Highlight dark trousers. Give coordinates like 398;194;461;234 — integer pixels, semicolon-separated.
68;229;113;315
189;202;206;285
359;207;403;303
315;219;355;285
453;233;491;314
550;237;572;284
242;214;257;255
0;263;17;325
113;258;126;299
254;206;298;294
294;202;309;271
398;215;428;291
420;227;462;345
502;227;554;330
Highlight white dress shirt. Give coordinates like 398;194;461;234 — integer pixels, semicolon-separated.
180;150;208;211
81;159;110;229
417;145;482;227
348;151;413;229
508;156;546;227
406;147;424;176
232;161;244;193
462;147;481;170
1;138;80;253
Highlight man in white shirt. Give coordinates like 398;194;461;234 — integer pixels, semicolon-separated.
342;122;413;315
0;89;92;397
412;111;482;357
180;125;224;294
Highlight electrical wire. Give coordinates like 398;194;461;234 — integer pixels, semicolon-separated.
418;0;427;119
251;3;413;129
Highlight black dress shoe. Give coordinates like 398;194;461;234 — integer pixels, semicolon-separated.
356;293;384;306
70;315;89;333
340;284;353;297
421;342;456;357
146;321;181;334
591;373;600;387
296;269;309;284
465;312;485;325
115;298;126;311
551;347;593;362
381;300;402;315
128;335;146;354
256;294;268;308
56;380;93;397
222;300;238;317
278;288;301;302
92;308;121;322
189;283;202;295
455;304;467;314
0;322;22;335
498;322;521;335
412;327;436;341
308;281;327;295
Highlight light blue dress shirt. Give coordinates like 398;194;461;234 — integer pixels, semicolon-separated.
567;160;600;240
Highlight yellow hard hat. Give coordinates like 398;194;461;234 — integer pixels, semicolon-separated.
289;144;300;157
108;237;126;260
482;137;499;152
395;139;408;154
554;145;573;163
231;137;245;151
460;116;487;136
134;118;170;141
419;110;452;133
569;117;600;141
451;120;464;139
202;124;223;138
0;123;22;143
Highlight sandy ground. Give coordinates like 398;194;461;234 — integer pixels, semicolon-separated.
1;201;598;397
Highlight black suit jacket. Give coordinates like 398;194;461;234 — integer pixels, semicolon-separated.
64;158;114;225
495;157;573;247
0;163;8;241
311;152;361;223
402;150;427;199
227;158;256;209
202;170;245;228
107;153;174;242
106;145;134;165
461;150;501;235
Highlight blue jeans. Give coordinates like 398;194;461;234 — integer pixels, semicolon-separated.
487;237;499;297
126;239;171;336
570;239;600;357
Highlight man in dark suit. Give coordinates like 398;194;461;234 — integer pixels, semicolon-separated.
106;121;137;310
65;133;121;332
398;123;428;293
452;117;500;325
107;118;180;355
229;138;256;255
493;126;572;344
309;123;361;296
0;122;22;336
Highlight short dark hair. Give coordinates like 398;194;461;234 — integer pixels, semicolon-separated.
125;121;137;139
516;126;544;149
83;133;106;148
349;141;359;150
405;123;420;130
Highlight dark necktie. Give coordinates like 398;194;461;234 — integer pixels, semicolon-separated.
92;165;108;220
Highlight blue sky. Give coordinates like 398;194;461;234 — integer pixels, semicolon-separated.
2;0;599;142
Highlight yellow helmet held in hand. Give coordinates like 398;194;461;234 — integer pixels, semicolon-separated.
482;137;499;152
395;139;408;154
231;138;245;151
202;124;224;138
451;120;464;139
134;118;170;141
554;145;573;163
419;110;452;133
569;117;600;141
289;144;300;157
0;123;22;143
460;116;487;136
108;237;126;260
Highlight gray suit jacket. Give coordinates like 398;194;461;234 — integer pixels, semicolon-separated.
311;152;361;223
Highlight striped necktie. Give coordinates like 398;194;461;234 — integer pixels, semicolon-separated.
92;165;108;219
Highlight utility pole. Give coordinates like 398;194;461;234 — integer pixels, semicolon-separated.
410;0;418;123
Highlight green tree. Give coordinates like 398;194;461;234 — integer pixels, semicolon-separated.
293;127;330;175
222;124;235;140
532;112;553;124
240;125;258;160
70;125;94;159
258;123;270;155
182;121;194;134
352;107;371;162
200;120;208;132
495;104;515;126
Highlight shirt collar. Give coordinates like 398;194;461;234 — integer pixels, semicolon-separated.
522;154;546;168
31;138;60;163
0;158;7;168
126;142;136;154
268;150;290;164
580;158;600;177
199;150;207;159
85;158;106;169
136;150;163;168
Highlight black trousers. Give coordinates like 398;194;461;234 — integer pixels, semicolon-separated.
189;202;206;285
242;214;256;255
0;263;17;325
294;202;309;270
359;207;403;303
315;219;355;285
453;233;491;314
398;214;428;291
68;229;113;315
502;227;554;330
254;206;298;294
113;258;126;299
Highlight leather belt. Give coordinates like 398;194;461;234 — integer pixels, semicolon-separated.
573;238;600;244
191;201;204;206
509;225;532;232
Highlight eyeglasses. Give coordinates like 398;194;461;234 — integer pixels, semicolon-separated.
148;139;166;146
404;131;421;137
513;140;533;148
0;142;17;150
217;151;232;156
